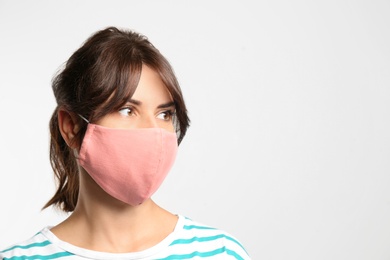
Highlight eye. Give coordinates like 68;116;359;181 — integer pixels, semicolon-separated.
157;110;175;121
118;107;134;117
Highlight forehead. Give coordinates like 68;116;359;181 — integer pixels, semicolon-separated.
130;65;173;104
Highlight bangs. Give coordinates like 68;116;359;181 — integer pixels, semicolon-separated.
88;50;143;123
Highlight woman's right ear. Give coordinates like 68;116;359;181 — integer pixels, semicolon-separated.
58;109;80;149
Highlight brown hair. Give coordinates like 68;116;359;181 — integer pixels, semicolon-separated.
43;26;190;212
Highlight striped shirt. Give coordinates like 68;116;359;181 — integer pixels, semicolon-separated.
0;215;250;259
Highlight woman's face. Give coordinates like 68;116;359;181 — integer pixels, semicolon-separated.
95;65;175;132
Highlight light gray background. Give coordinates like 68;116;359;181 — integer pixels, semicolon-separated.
1;1;389;259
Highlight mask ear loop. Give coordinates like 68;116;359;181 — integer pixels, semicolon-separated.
78;114;90;124
76;114;89;161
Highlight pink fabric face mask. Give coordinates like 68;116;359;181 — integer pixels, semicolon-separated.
77;123;178;206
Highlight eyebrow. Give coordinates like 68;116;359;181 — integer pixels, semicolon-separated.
128;99;175;109
158;101;175;109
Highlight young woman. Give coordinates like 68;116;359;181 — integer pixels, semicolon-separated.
0;27;250;259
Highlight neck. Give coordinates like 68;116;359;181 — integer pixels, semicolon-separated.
51;170;178;253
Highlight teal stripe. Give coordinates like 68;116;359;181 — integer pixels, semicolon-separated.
4;251;74;260
170;234;226;245
226;248;245;260
183;225;216;230
2;241;51;253
170;234;247;254
225;235;247;254
157;247;225;259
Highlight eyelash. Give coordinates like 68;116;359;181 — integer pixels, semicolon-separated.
118;107;134;116
157;110;175;121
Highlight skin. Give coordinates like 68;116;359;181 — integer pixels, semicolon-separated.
52;65;178;253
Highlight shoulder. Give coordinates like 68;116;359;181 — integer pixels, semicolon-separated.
169;215;251;259
0;228;74;259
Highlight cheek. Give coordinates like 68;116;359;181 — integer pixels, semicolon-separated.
159;121;175;133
